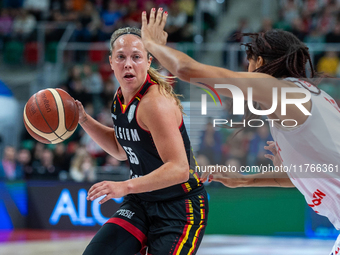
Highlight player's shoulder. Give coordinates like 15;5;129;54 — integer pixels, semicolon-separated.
139;86;177;117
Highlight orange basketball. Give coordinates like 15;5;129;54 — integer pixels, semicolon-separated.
23;88;79;144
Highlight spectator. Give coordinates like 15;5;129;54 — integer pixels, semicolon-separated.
223;130;250;166
166;1;190;42
68;78;92;106
74;1;101;42
12;9;37;41
246;125;273;168
0;9;13;47
17;148;33;180
100;79;116;108
178;0;195;23
282;0;300;25
52;0;78;23
304;26;325;62
0;146;22;181
326;21;340;43
198;118;223;164
99;1;123;41
259;18;273;32
317;51;340;76
223;17;250;68
82;64;103;94
53;143;71;171
70;147;96;182
199;0;219;33
123;0;141;27
32;148;60;180
290;17;307;41
23;0;50;20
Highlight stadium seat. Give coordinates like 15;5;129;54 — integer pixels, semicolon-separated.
89;43;108;63
24;42;39;64
3;41;24;64
99;63;113;81
45;42;58;63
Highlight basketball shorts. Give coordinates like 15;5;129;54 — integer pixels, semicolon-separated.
83;189;208;255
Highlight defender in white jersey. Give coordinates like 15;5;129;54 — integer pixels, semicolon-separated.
141;8;340;254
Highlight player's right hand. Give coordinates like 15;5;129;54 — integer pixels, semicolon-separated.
75;100;87;124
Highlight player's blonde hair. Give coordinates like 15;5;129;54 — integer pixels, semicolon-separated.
110;27;183;113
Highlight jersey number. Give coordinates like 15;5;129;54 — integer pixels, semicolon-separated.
123;146;139;165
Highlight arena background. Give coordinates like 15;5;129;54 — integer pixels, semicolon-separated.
0;0;339;254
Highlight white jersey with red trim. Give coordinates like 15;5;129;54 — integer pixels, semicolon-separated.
269;78;340;230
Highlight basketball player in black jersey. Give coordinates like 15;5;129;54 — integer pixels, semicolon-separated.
75;26;208;255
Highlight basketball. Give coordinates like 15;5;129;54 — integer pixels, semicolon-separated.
23;88;79;144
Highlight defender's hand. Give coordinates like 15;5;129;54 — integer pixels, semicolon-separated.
201;170;250;188
141;8;168;49
264;141;283;167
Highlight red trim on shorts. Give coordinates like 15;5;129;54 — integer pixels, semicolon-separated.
105;218;147;247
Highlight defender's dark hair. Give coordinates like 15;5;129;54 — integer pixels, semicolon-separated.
242;30;315;79
228;30;320;132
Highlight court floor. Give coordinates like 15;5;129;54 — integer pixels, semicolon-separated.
0;230;335;255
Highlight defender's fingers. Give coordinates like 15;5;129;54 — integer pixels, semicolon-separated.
149;8;156;24
264;154;275;161
141;11;147;27
155;7;163;25
160;11;168;29
264;143;277;154
201;172;209;182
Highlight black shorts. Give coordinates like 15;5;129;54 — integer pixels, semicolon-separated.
83;189;208;255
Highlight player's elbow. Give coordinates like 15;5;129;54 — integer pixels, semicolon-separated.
176;60;196;82
177;161;190;183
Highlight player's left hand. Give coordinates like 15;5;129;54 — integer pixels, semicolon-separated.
87;181;129;204
141;8;168;48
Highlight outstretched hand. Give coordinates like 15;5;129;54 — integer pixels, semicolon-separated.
201;169;249;188
141;8;168;49
264;141;283;167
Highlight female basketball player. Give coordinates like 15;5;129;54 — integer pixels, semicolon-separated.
141;8;340;254
76;26;207;255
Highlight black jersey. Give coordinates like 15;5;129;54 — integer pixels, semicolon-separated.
111;74;203;201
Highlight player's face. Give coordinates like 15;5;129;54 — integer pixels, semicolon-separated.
247;58;257;72
248;56;264;72
109;35;151;92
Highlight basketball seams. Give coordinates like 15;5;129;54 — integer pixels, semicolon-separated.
24;96;51;134
48;89;66;139
55;89;77;131
34;90;63;140
23;103;58;141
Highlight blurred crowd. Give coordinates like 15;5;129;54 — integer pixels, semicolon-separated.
224;0;340;77
0;0;222;50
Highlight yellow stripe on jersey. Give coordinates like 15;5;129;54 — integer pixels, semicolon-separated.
122;104;127;112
